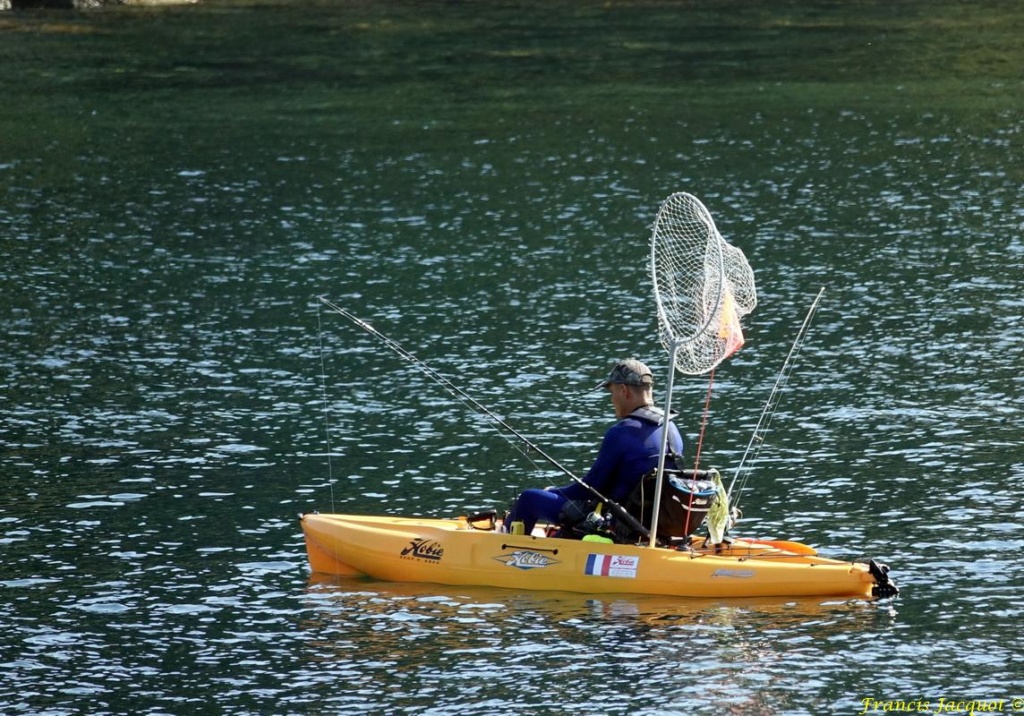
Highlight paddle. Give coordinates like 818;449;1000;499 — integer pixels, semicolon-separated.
745;538;818;556
691;535;818;556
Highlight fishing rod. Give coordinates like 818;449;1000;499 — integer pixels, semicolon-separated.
317;297;652;538
318;298;563;471
727;287;825;509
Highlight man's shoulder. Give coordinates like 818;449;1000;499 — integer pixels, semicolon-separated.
624;405;670;425
608;412;659;436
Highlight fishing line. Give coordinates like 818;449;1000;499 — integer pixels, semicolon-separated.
728;287;825;510
691;368;717;474
316;301;336;512
317;297;580;483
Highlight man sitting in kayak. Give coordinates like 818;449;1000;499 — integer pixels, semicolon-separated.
503;358;684;536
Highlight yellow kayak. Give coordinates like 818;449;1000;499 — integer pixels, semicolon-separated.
301;512;898;600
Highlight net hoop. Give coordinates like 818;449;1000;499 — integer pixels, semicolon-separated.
649;192;757;376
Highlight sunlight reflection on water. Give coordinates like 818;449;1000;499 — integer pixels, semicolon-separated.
2;3;1023;713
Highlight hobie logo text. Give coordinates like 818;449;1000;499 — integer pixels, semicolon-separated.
494;550;559;570
401;538;444;562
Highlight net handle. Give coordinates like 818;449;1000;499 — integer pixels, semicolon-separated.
647;341;681;547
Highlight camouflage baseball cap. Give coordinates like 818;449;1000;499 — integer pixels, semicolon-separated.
598;359;654;389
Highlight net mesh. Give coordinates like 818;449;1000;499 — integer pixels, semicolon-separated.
650;192;757;375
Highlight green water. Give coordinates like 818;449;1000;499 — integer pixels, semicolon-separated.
2;1;1022;714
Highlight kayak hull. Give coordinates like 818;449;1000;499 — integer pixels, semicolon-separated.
301;513;884;599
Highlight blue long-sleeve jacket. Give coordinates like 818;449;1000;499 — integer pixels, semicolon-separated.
557;406;683;504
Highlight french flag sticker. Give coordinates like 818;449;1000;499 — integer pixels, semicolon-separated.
585;554;639;579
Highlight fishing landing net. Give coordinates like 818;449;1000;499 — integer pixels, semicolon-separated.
647;192;757;545
650;192;757;376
